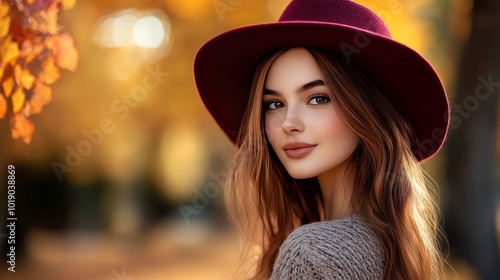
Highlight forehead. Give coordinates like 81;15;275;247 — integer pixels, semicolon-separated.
264;48;326;90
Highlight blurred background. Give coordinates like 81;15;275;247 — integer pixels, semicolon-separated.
0;0;499;279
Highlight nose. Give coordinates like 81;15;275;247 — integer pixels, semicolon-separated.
281;109;304;134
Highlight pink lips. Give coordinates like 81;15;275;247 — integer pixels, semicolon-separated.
283;142;317;159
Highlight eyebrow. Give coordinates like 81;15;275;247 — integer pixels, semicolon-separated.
263;79;325;96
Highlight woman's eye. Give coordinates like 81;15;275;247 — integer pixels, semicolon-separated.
309;95;330;105
264;101;284;110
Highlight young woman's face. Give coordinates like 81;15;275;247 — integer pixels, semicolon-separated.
263;48;359;180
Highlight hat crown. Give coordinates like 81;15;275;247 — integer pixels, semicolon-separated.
279;0;391;38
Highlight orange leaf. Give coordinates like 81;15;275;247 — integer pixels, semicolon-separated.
0;15;10;38
0;2;9;17
14;64;22;85
2;76;14;97
11;86;25;114
21;68;35;89
39;56;60;84
2;0;77;144
0;61;13;88
20;37;45;58
29;82;52;114
0;36;19;66
53;33;78;71
25;53;36;64
25;5;60;34
8;20;28;48
25;0;57;13
0;94;6;119
10;113;34;144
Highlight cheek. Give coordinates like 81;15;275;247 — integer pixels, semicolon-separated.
315;112;359;148
264;113;283;143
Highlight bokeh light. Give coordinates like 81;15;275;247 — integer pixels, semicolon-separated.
94;9;171;64
159;125;210;200
132;16;166;49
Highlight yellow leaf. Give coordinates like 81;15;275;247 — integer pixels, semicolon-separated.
53;33;78;71
0;37;19;66
11;86;25;114
10;113;34;144
0;2;10;17
0;15;11;37
14;64;22;85
39;56;60;84
2;76;14;97
29;82;52;114
0;94;6;118
21;68;35;90
0;61;12;88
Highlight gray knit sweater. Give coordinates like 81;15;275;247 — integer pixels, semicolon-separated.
269;213;386;279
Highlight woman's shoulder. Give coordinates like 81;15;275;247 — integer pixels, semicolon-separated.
269;213;386;279
288;213;383;249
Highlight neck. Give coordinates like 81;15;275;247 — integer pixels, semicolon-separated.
317;160;353;221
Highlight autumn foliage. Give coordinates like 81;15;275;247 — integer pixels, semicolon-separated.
0;0;77;144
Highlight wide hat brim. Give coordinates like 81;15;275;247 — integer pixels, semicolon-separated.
194;21;449;162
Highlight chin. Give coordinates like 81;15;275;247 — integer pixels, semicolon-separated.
285;168;319;180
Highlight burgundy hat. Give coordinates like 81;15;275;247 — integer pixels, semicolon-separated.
194;0;449;161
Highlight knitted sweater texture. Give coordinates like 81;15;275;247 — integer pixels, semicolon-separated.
269;213;385;279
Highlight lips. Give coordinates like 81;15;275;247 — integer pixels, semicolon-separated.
283;142;317;159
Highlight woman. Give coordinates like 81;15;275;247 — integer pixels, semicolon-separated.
194;0;450;279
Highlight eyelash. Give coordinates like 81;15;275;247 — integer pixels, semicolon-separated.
263;94;331;110
309;94;331;105
263;100;284;110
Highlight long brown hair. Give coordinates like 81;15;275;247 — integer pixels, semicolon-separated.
224;48;445;279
